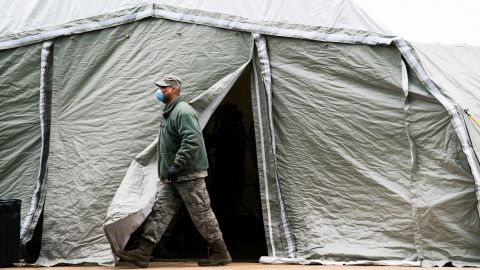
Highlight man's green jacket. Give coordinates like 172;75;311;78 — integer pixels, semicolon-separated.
157;97;208;180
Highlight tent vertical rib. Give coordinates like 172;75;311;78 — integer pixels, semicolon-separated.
252;59;276;257
20;40;53;240
395;38;480;217
253;33;295;258
400;60;423;261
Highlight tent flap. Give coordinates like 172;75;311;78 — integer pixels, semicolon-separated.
103;56;253;262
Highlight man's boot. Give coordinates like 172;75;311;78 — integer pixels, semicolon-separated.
198;238;232;266
116;238;156;268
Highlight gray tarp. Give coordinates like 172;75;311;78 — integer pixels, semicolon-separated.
410;43;480;164
1;1;480;267
256;36;480;266
250;49;292;259
0;0;389;40
36;18;252;265
0;43;45;244
405;64;480;267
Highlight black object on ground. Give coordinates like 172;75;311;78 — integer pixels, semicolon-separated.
0;199;21;267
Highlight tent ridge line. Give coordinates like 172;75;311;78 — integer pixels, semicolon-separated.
0;3;397;51
152;6;394;46
395;38;480;217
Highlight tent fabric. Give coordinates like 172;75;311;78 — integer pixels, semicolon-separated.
0;3;395;51
0;0;390;39
405;64;480;267
253;33;296;258
259;256;421;266
410;43;480;162
35;17;252;266
103;138;157;261
0;43;46;245
251;50;295;259
265;36;415;261
1;0;480;267
395;40;480;215
257;35;480;266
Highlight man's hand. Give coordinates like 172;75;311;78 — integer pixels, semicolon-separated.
168;164;180;182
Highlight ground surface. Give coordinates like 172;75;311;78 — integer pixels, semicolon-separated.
6;262;480;270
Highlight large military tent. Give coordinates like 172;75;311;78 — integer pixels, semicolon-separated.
1;0;480;267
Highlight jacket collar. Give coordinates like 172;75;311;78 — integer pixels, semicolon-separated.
162;97;181;118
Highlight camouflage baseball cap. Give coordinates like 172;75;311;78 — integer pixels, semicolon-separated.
155;75;181;89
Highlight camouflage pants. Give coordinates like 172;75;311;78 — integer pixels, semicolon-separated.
142;178;223;244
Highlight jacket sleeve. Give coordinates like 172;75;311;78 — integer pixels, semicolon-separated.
174;109;203;168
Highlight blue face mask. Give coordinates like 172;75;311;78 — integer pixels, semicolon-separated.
155;88;164;102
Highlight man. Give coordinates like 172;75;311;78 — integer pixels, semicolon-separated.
116;75;231;267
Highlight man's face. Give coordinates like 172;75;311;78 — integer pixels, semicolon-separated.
160;86;176;103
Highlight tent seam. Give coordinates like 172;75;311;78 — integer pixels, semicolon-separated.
152;7;393;46
395;38;480;217
0;4;395;51
20;40;53;241
0;5;154;51
252;55;276;257
253;33;295;258
400;60;423;261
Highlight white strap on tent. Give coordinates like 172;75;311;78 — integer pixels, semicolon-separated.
253;33;295;258
21;41;53;239
395;38;480;216
401;61;408;97
152;7;393;46
0;7;154;51
252;59;276;257
0;4;395;51
253;35;275;156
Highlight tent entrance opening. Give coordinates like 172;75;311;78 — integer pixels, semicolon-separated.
127;64;267;261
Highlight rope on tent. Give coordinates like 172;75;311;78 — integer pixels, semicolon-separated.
464;109;480;128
